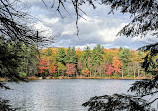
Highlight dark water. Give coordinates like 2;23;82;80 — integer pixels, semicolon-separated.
0;79;137;111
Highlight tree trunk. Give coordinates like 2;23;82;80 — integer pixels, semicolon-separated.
133;64;135;79
76;70;78;78
127;63;129;76
100;65;102;77
58;69;59;77
94;67;96;77
134;69;136;79
122;70;123;78
90;67;91;77
144;71;146;77
138;69;140;77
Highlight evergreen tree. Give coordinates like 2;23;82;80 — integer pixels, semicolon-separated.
70;47;77;64
57;48;66;65
91;44;104;66
57;62;66;76
90;44;104;76
81;46;91;68
119;48;131;67
64;46;71;63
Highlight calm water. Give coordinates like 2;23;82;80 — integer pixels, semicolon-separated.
0;79;137;111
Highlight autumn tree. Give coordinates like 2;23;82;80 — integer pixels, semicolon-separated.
65;63;76;77
76;48;82;60
38;58;48;76
49;64;57;77
45;48;53;57
104;63;114;77
112;56;123;77
81;68;90;77
103;48;119;64
77;60;83;76
48;48;58;67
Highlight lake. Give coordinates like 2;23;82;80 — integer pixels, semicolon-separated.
0;79;137;111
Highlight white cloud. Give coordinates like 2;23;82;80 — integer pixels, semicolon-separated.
61;23;76;36
42;17;59;25
33;22;52;37
56;15;128;48
21;0;42;3
23;0;158;49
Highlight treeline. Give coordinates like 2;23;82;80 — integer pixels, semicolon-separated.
37;44;153;78
0;34;155;79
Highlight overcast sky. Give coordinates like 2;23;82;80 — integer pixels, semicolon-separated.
21;0;157;50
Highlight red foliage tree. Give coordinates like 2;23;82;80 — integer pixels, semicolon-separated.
65;63;76;76
104;63;114;76
49;64;57;76
112;56;123;75
81;68;90;76
38;58;48;75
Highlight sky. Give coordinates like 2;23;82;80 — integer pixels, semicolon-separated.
20;0;157;50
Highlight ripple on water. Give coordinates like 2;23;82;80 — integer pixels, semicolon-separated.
0;79;137;111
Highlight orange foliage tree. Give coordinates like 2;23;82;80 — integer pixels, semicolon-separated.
81;68;90;77
49;64;57;77
112;56;123;75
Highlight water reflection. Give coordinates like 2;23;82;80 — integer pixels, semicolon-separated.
0;79;136;111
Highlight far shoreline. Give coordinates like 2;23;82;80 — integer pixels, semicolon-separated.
27;76;151;80
0;76;152;82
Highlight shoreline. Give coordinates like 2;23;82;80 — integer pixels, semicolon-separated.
0;76;152;82
26;76;151;80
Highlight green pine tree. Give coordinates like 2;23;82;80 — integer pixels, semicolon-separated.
64;46;71;63
119;48;131;67
70;47;77;64
57;48;66;65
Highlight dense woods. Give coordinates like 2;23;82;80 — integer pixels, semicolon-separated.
34;44;153;79
0;34;153;80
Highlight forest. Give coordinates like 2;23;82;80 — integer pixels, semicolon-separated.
37;45;154;79
1;34;155;80
2;35;154;80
